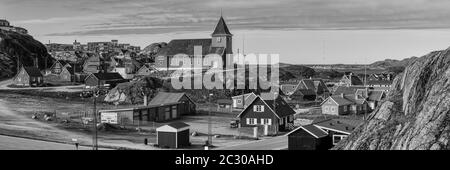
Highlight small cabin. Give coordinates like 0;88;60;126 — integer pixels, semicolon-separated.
287;124;332;150
157;122;190;149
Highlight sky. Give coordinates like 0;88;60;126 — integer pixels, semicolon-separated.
2;0;450;64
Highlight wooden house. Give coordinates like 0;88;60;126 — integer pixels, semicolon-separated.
49;60;68;74
236;95;296;136
85;72;126;89
13;67;44;87
217;99;233;112
136;65;154;77
321;94;369;116
148;92;196;116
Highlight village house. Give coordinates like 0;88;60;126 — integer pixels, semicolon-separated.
236;95;296;136
231;92;257;111
216;99;233;112
49;60;69;74
13;66;44;87
321;93;369;116
155;15;234;70
85;72;126;89
295;78;330;100
339;72;364;87
286;124;332;150
136;65;155;77
83;54;107;74
148;92;196;116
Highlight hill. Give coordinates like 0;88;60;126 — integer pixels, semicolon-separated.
370;56;419;68
335;48;450;150
0;30;52;79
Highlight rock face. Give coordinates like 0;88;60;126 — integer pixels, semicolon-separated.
0;31;52;79
335;48;450;150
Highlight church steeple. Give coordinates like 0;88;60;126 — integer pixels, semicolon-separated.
212;16;232;36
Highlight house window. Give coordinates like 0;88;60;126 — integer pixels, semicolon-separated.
237;99;242;104
331;107;336;113
332;135;348;145
260;118;272;125
253;105;265;112
344;106;347;112
324;106;329;113
217;37;222;43
247;118;257;125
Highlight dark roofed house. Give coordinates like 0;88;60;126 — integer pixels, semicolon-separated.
155;15;233;70
296;78;330;100
231;92;258;111
236;95;296;136
148;92;196;115
13;66;44;87
314;119;362;146
287;124;332;150
85;72;126;89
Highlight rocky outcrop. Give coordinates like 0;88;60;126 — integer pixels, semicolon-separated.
335;48;450;150
104;77;163;104
0;31;52;79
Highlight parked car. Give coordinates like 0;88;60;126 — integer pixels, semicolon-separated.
230;120;239;128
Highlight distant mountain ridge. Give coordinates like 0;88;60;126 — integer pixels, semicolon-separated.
370;56;419;68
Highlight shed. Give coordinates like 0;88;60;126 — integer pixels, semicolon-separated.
85;72;126;88
216;99;233;112
286;124;332;150
156;122;190;149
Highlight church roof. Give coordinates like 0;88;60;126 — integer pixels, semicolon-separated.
156;39;225;56
212;16;232;36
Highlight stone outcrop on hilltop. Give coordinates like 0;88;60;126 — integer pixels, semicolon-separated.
335;48;450;150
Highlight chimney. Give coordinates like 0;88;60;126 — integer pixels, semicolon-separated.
341;93;344;98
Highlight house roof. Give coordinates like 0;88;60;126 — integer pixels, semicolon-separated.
367;80;393;86
293;89;316;96
314;119;362;135
236;95;295;119
167;122;190;129
212;16;232;36
334;86;370;95
92;73;124;80
217;99;233;104
263;96;296;118
232;92;258;105
280;84;297;95
328;95;354;106
286;124;328;138
157;39;224;56
148;92;193;106
23;67;43;77
368;91;384;101
344;74;364;85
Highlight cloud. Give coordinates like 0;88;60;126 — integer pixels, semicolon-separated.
5;0;450;36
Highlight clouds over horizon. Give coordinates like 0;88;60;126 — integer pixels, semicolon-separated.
2;0;450;36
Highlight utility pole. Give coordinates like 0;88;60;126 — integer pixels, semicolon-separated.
208;93;213;146
92;81;99;150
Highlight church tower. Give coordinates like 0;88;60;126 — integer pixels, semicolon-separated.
211;15;233;55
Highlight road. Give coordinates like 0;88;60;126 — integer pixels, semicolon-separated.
0;135;94;150
0;79;84;92
216;136;288;150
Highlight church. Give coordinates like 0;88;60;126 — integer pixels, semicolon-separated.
155;16;233;70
